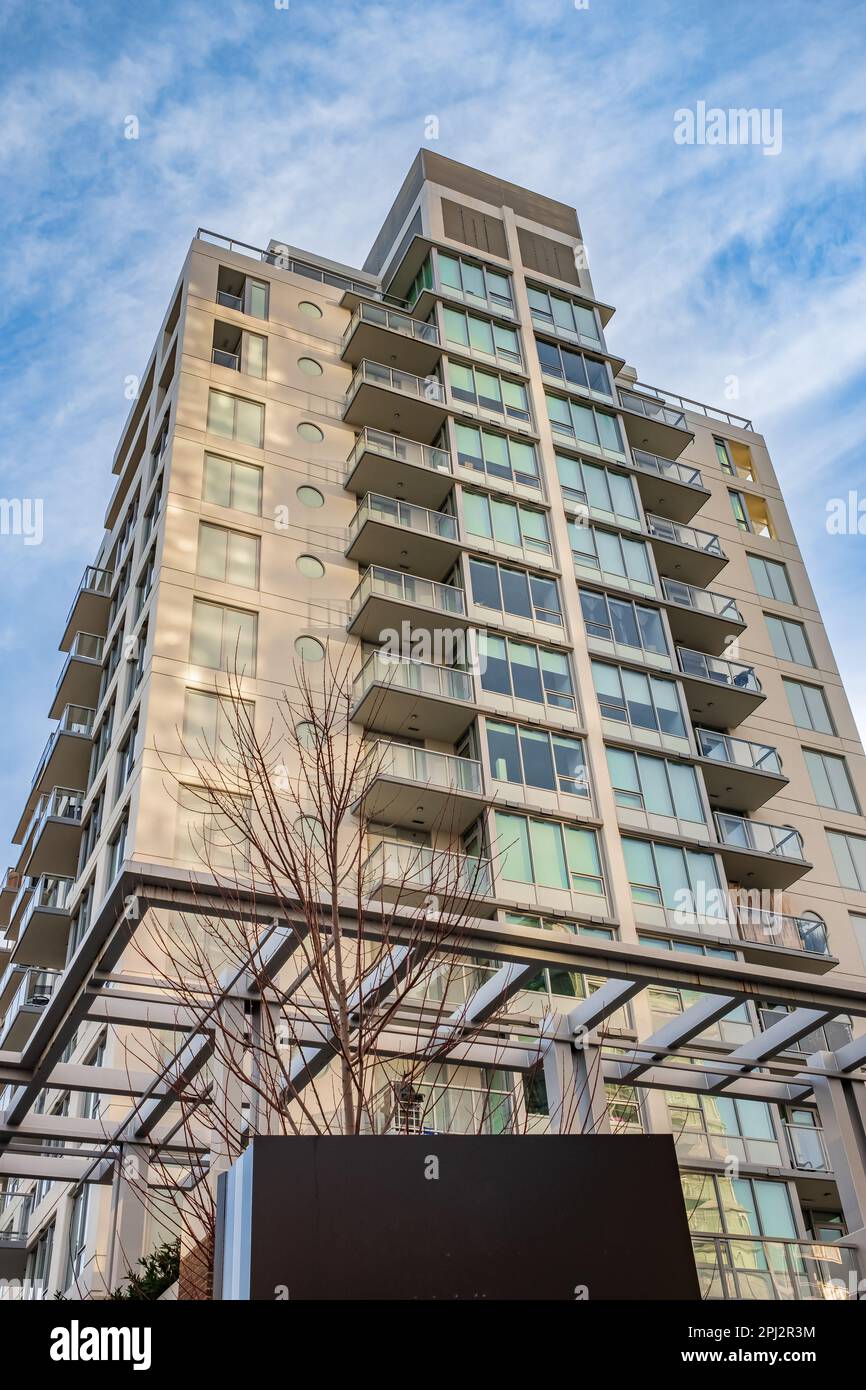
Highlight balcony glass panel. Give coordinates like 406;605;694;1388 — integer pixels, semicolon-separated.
351;566;466;617
716;813;804;860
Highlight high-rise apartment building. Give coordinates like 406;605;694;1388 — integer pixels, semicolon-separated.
2;151;866;1301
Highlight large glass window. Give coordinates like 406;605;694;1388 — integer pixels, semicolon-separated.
487;720;589;797
546;393;624;454
804;749;859;814
469;558;561;625
556;453;638;522
495;812;604;896
438;253;513;311
607;748;705;823
535;338;612;397
682;1173;796;1239
729;490;775;538
65;1186;90;1288
183;689;255;765
443;306;520;363
175;785;250;870
197;523;259;588
579;590;668;657
748;554;794;603
622;837;724;914
203;453;263;515
569;521;654;591
591;660;686;737
190;599;257;674
453;423;539;488
479;634;574;710
828;830;866;891
765;614;813;666
448;362;529;421
783;678;833;734
462;491;551;556
526;284;602;347
207;390;264;447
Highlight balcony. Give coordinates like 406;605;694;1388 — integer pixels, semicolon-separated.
13;705;94;843
733;907;834;973
19;788;85;880
0;1192;32;1280
646;514;727;587
354;741;487;835
345;428;454;511
5;874;37;938
347;566;470;644
628;448;710;523
692;1235;858;1301
49;632;104;719
341;302;441;376
618;388;693;459
362;841;495;918
10;874;73;969
714;812;810;890
60;565;112;651
343;360;448;443
346;493;462;581
695;729;787;813
676;647;764;727
351;652;476;742
0;967;60;1050
661;579;745;656
0;869;25;929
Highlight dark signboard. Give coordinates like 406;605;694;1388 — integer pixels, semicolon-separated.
215;1134;699;1301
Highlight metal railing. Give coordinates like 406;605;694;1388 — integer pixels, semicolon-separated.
758;1008;853;1056
347;427;451;479
677;647;761;693
783;1122;831;1172
212;347;240;369
696;729;782;776
64;565;112;628
662;578;743;623
353;651;474;707
346;359;445;406
632;380;753;431
31;705;95;791
646;514;724;557
363;841;493;899
19;874;73;925
0;1191;33;1245
619;389;688;430
630;447;704;489
715;812;805;861
59;633;104;673
344;301;439;350
216;288;244;311
7;875;37;928
349;566;466;620
390;1082;514;1135
362;741;482;795
692;1235;856;1300
198;228;383;300
0;968;61;1047
348;493;458;546
735;908;830;956
22;788;85;858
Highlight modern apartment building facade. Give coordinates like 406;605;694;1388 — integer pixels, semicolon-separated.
3;150;866;1301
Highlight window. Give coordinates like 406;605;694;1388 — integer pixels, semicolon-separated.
454;424;539;488
579;590;668;658
804;750;858;813
107;812;128;882
607;748;705;823
190;600;257;674
479;634;574;710
591;660;686;738
297;554;325;578
546;394;624;455
67;880;93;959
851;914;866;971
469;558;561;625
116;715;138;796
244;332;267;379
298;300;322;319
487;720;589;797
447;362;530;421
495;812;604;896
24;1221;54;1299
78;795;103;872
207;389;264;447
296;485;324;508
682;1173;796;1239
197;523;259;588
134;546;156;618
443;307;520;364
89;700;114;783
535;338;612;397
203;453;262;515
714;436;755;480
526;284;602;347
183;688;254;763
98;634;121;705
126;620;148;706
622;837;724;914
297;421;324;442
783;678;833;734
569;521;654;592
729;489;775;538
174;785;249;869
65;1187;90;1288
295;635;325;662
766;614;813;666
556;454;639;524
668;1092;780;1166
748;554;794;603
82;1033;107;1121
437;253;513;311
141;475;163;544
462;491;551;556
827;831;866;892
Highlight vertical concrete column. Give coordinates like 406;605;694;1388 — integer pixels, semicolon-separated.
106;1143;148;1293
543;1035;611;1134
812;1068;866;1234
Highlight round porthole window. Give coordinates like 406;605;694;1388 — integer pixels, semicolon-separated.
297;554;325;579
296;485;324;508
294;635;324;662
298;357;323;377
298;301;323;319
297;421;324;442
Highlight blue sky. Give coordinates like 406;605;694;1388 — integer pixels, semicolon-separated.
0;0;864;858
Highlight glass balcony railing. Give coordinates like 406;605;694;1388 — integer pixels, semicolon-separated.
347;428;451;479
343;301;440;350
735;908;830;956
0;1191;33;1245
64;565;112;626
216;288;243;311
348;493;458;546
715;812;805;861
631;448;703;489
696;729;782;776
19;873;73;925
363;841;493;899
783;1122;831;1173
212;347;240;370
677;647;761;692
758;1008;853;1056
7;875;37;927
349;566;466;620
646;514;723;557
362;741;482;796
619;389;687;430
693;1235;858;1301
353;651;473;707
58;632;104;675
662;578;743;624
0;967;61;1047
31;704;95;790
347;360;445;405
22;788;85;855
